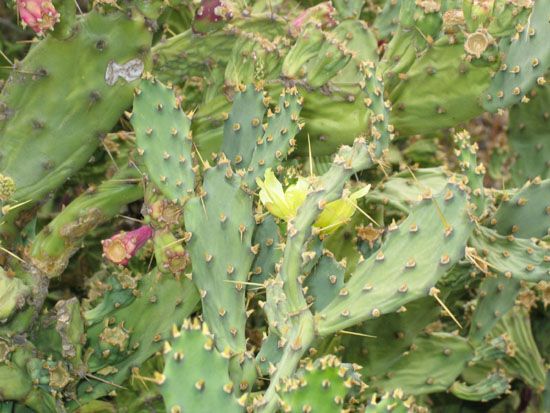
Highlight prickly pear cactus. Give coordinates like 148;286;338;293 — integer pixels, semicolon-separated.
0;0;548;411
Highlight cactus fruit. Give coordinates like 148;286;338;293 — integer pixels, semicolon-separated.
16;0;60;34
102;225;154;266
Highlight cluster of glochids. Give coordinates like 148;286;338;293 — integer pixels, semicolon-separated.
0;0;548;412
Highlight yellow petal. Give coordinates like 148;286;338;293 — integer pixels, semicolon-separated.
314;199;355;234
256;169;291;219
349;184;371;201
284;178;308;218
313;184;369;234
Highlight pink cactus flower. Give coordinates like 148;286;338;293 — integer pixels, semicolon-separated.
102;225;154;266
17;0;60;35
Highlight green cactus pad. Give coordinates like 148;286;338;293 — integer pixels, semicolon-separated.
225;32;283;87
263;276;293;339
221;85;268;169
221;85;303;188
305;22;361;88
469;226;550;282
31;297;85;373
250;215;283;283
507;84;550;184
184;162;254;354
132;76;195;203
255;332;284;377
297;91;371;157
389;41;492;136
278;355;365;413
372;333;474;395
0;10;151;212
282;26;326;79
317;180;473;335
364;167;448;212
160;319;245;413
76;269;199;403
244;88;303;188
332;0;364;19
468;275;521;343
339;297;440;380
304;253;345;313
373;0;402;39
0;342;59;411
482;0;550;112
152;29;235;83
492;177;550;239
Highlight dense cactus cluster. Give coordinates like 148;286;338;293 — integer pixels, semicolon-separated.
0;0;548;412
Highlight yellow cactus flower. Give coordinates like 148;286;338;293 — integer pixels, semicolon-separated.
256;169;370;234
256;169;307;220
314;185;371;234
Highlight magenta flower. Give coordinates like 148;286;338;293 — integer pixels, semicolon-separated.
102;225;154;266
17;0;60;35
